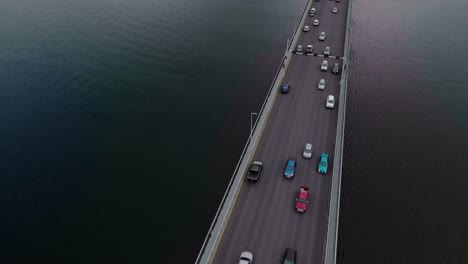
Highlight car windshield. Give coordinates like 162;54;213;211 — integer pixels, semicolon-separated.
328;99;333;103
250;165;260;172
297;198;307;203
304;149;312;154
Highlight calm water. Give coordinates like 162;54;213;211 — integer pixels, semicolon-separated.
0;0;307;263
339;0;468;263
0;0;467;263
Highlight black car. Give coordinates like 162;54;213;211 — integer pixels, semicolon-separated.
246;161;263;182
281;83;290;94
283;248;297;264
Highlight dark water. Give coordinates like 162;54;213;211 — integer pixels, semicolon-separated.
1;0;467;263
0;0;308;263
338;0;468;263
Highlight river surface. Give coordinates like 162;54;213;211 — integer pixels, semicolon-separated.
0;0;466;263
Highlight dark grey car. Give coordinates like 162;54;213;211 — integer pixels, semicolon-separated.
332;63;340;74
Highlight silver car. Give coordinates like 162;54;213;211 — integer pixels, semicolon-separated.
332;7;338;13
313;19;319;26
303;143;313;159
318;79;326;90
238;251;253;264
319;32;326;41
296;45;303;53
326;95;335;109
306;45;313;54
324;46;330;56
321;60;328;71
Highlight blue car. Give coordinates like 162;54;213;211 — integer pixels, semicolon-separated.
281;83;290;94
318;153;329;174
284;159;296;178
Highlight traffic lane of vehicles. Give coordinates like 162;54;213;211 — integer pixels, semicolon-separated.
212;56;340;263
298;0;348;56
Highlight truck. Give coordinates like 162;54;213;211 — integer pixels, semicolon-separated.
295;186;309;213
246;161;263;182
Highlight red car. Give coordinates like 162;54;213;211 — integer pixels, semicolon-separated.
295;186;309;213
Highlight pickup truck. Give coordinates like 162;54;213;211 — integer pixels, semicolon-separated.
295;186;309;213
246;161;263;182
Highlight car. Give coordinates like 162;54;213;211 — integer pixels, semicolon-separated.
238;251;253;264
313;19;319;26
332;63;340;74
284;159;296;179
318;153;329;174
303;143;313;158
319;32;326;41
281;83;290;94
303;25;310;32
283;248;297;264
332;7;338;13
310;7;316;14
321;60;328;71
295;186;309;213
306;45;313;54
318;79;326;90
324;46;331;56
246;161;263;182
326;95;335;109
296;44;303;53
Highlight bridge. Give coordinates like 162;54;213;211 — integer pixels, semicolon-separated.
196;0;352;263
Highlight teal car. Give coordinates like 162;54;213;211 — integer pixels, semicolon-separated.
318;153;329;174
284;160;296;179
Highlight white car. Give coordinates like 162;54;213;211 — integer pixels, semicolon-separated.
321;60;328;71
319;32;326;41
306;45;313;54
326;95;335;109
238;251;253;264
324;46;331;56
310;8;316;14
303;26;310;32
313;19;319;26
303;143;313;159
333;7;338;13
318;79;326;90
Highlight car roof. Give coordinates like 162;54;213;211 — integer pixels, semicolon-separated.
327;95;334;99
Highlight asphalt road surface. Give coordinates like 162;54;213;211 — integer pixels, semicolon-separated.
213;0;348;263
